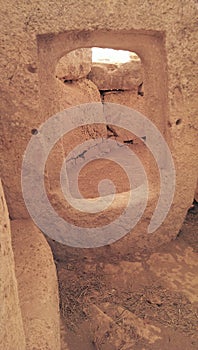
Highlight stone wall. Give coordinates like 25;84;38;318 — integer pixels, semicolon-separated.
0;0;197;246
0;2;198;347
0;0;197;225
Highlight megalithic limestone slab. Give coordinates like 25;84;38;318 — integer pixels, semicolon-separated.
0;180;26;350
11;219;61;350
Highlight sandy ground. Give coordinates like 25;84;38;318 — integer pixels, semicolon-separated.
47;205;198;350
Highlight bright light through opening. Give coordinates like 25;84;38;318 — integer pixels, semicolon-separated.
92;48;139;64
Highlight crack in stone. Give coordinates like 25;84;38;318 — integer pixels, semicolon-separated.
66;138;126;165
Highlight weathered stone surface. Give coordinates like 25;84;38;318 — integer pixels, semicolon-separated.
56;48;92;80
88;60;143;90
103;89;145;114
89;303;162;348
46;78;106;193
11;219;61;350
148;247;198;303
0;0;197;255
0;180;26;350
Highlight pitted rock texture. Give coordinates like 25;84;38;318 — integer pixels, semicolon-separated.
0;0;197;261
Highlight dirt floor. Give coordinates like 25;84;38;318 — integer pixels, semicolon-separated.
47;204;198;350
